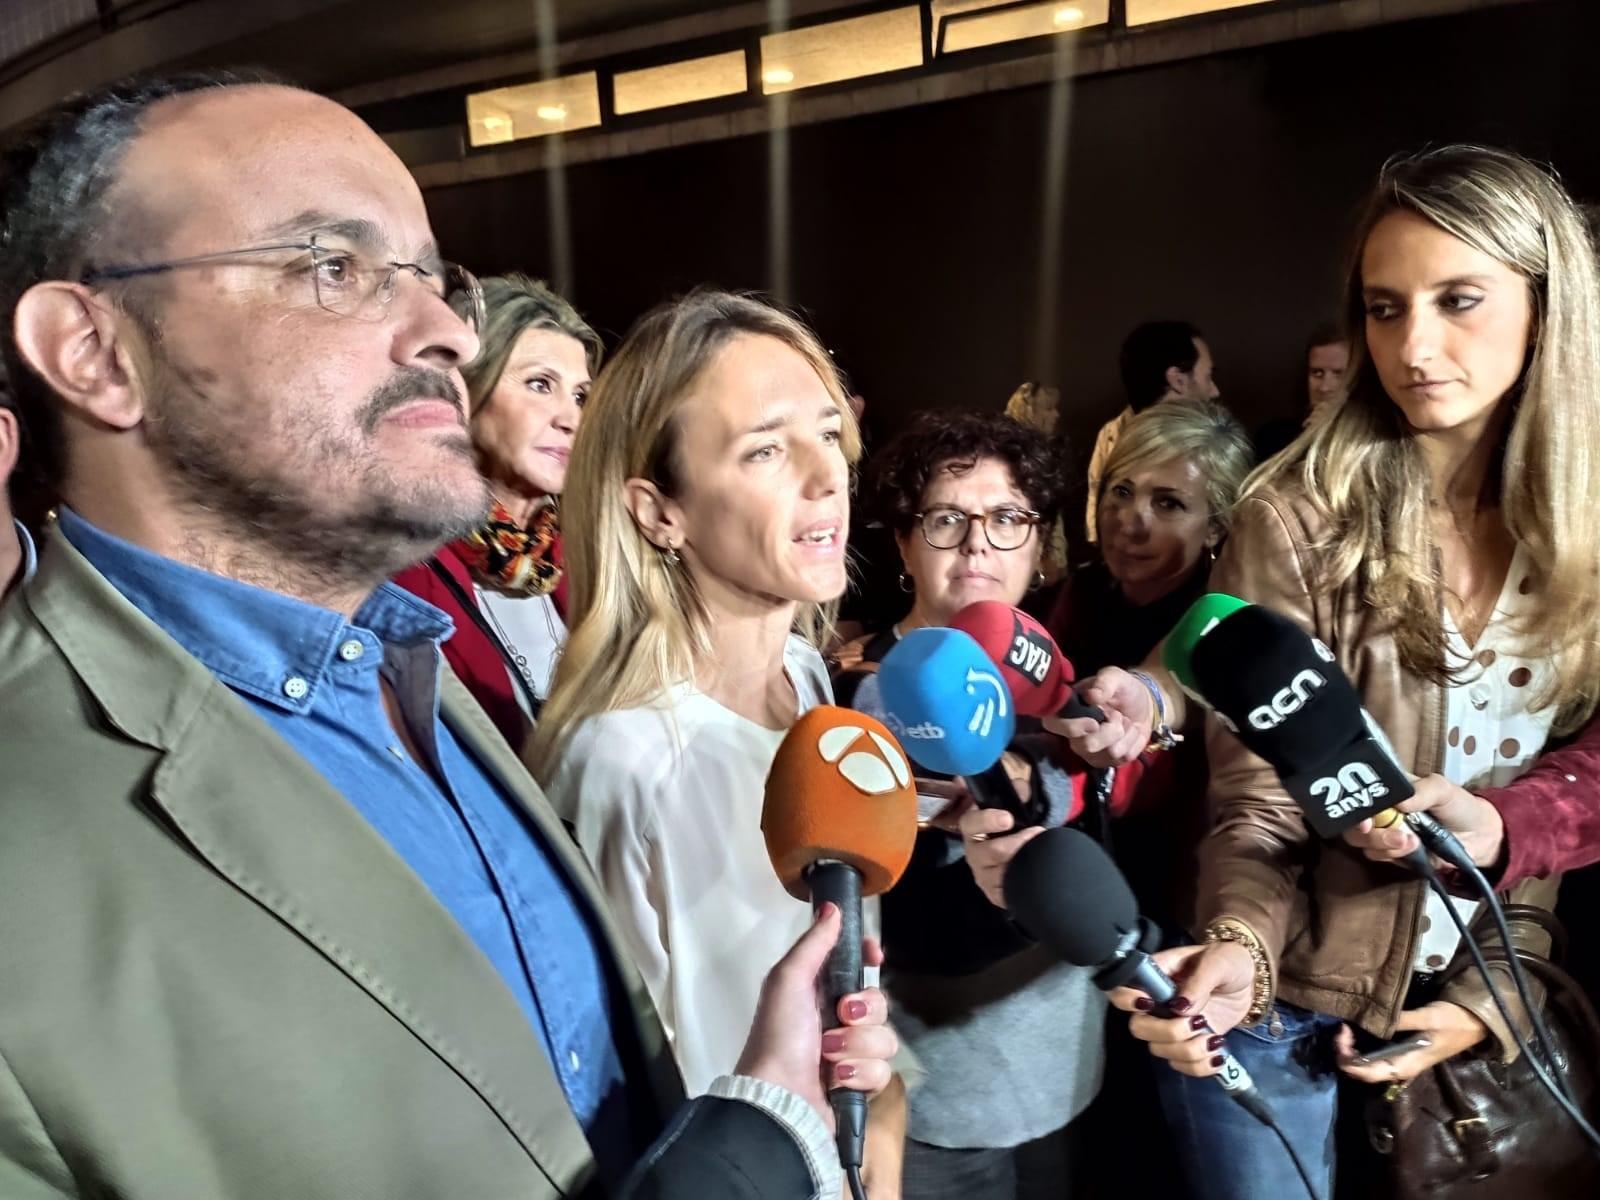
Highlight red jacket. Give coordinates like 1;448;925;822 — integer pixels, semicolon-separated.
1478;712;1600;886
391;542;550;749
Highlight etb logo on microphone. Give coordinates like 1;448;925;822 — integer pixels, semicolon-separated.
1311;762;1389;818
964;667;1008;738
1247;668;1326;731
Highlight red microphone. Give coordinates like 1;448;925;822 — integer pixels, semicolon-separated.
947;601;1105;722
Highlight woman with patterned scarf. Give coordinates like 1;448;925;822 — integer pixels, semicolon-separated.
393;274;601;746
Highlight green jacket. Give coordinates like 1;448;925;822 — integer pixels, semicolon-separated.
0;530;685;1199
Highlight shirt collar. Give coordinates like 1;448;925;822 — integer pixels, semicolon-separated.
57;508;453;713
12;518;36;586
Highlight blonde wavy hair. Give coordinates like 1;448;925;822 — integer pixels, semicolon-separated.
527;288;861;780
1004;380;1060;437
1253;145;1600;730
1100;398;1255;538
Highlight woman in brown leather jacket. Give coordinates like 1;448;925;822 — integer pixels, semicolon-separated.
971;145;1600;1199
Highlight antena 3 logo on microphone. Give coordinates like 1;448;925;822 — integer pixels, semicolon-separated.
1005;613;1054;685
1247;668;1326;730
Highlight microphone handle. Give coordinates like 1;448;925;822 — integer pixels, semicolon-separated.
964;759;1048;828
1096;925;1261;1103
1056;691;1107;723
804;861;867;1171
1403;811;1477;874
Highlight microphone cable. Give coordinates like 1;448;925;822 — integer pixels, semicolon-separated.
847;1165;868;1200
1228;1084;1323;1199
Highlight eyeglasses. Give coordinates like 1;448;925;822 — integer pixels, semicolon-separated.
914;505;1040;551
80;235;486;333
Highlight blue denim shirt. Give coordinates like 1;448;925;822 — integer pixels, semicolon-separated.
59;509;641;1183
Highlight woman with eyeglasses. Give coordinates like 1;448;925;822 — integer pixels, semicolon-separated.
830;410;1105;1200
394;274;598;746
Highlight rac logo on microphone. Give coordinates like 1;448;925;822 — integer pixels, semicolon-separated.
1310;762;1390;818
1247;669;1326;730
1006;616;1054;684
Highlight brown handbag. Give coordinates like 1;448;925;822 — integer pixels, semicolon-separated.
1365;905;1600;1197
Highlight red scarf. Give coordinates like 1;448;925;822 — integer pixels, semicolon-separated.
455;500;563;601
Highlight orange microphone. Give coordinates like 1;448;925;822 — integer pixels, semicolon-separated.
762;705;918;1186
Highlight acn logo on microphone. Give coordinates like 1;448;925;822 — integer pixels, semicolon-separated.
1310;762;1389;818
1247;669;1326;730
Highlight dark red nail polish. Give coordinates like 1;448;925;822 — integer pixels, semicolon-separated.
822;1032;845;1054
836;1064;857;1081
1207;1035;1225;1051
1134;997;1154;1012
845;1000;868;1022
1210;1055;1226;1069
1170;996;1193;1014
1189;1015;1207;1031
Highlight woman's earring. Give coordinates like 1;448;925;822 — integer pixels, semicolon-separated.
1207;543;1218;564
663;542;682;567
898;571;914;593
1031;569;1046;589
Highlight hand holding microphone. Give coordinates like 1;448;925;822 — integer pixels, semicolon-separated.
762;705;919;1185
1340;774;1507;872
1161;594;1477;875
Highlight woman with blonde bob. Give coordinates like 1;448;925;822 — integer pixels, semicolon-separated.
988;145;1600;1198
529;288;908;1187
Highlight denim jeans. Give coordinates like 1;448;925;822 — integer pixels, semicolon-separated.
1156;1000;1342;1200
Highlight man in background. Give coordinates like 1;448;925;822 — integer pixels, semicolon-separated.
1086;319;1219;541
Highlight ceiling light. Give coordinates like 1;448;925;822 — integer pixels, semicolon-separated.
613;50;749;116
759;7;923;95
1125;0;1274;26
535;104;567;121
933;0;1108;55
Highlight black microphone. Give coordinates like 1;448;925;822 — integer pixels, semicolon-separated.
1005;826;1277;1123
1168;598;1473;873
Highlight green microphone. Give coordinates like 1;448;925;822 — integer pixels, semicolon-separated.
1161;592;1250;697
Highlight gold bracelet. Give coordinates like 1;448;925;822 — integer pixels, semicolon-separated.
1202;918;1274;1027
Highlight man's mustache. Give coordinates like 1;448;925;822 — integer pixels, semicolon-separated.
357;369;466;435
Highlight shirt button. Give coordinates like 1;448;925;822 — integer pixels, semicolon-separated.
568;1050;581;1072
283;676;309;701
338;639;365;662
1567;774;1579;783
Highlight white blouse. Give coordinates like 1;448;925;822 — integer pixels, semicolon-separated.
546;636;833;1095
475;586;566;714
1415;545;1554;970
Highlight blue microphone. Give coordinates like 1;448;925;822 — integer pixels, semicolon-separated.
875;628;1035;824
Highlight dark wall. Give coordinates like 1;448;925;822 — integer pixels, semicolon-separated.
422;0;1598;475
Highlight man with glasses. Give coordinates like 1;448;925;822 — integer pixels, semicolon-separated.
0;71;893;1199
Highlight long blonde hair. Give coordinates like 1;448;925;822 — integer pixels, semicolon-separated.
527;288;861;780
1253;145;1600;729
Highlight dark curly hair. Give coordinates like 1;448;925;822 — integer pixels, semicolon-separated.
867;410;1066;533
